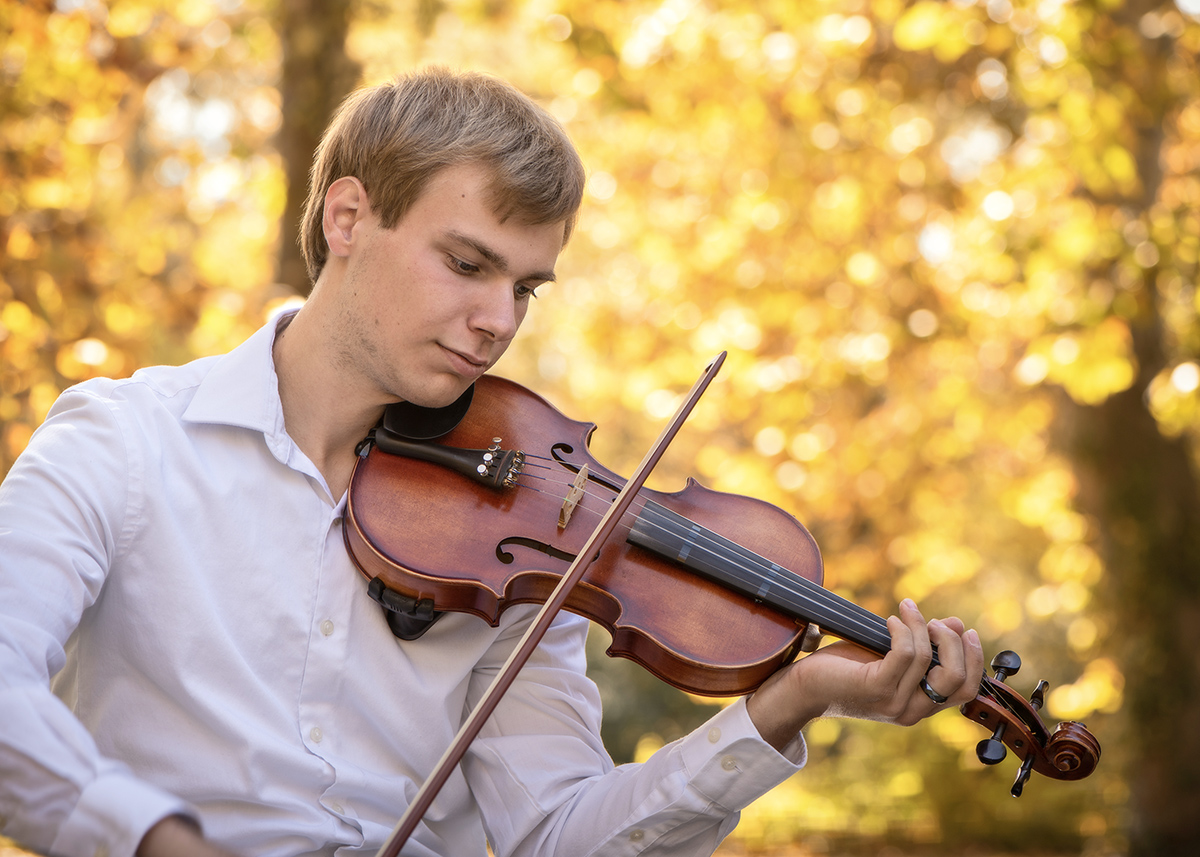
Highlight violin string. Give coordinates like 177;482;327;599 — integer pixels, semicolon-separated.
515;461;915;656
517;462;978;659
639;500;895;652
641;496;1010;710
510;458;1010;712
513;457;890;649
521;470;1015;715
636;491;1013;712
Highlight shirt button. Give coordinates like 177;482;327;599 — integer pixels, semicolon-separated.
629;829;645;842
310;727;323;743
320;619;335;636
707;727;721;744
331;802;345;815
94;848;109;857
721;754;738;772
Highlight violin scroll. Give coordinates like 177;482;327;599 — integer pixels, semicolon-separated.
960;650;1101;797
1044;720;1104;777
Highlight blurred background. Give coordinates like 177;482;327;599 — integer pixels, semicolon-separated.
3;0;1199;855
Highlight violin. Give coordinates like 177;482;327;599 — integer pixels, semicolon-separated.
344;365;1100;851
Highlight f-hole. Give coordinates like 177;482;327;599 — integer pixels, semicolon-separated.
496;536;577;566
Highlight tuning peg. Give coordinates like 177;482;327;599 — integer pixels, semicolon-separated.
976;726;1008;766
974;651;1024;768
1030;679;1048;710
990;650;1021;682
1011;752;1036;797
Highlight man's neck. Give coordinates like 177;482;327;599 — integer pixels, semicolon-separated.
272;303;386;500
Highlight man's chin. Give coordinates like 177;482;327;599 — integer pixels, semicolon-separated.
385;379;477;440
399;376;478;410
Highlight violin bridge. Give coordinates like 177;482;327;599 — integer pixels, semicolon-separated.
558;464;589;529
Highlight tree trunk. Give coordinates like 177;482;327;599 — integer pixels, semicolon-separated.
1066;296;1200;856
275;0;360;295
1062;9;1200;854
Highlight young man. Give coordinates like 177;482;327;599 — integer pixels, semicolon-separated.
0;67;983;857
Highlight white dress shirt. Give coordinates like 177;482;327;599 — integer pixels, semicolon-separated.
0;315;805;857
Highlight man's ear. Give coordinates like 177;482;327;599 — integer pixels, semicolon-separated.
323;176;369;258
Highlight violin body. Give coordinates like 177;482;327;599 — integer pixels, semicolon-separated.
345;374;821;697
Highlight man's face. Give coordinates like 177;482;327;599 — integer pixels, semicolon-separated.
335;162;565;409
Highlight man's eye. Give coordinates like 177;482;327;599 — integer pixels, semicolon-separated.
450;256;479;275
515;284;540;300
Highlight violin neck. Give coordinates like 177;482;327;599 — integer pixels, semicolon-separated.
630;500;894;658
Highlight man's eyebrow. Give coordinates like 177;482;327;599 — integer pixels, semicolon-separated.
445;230;557;282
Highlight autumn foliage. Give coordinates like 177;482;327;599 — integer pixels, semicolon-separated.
3;1;1200;855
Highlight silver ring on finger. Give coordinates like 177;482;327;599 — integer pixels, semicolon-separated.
919;676;949;704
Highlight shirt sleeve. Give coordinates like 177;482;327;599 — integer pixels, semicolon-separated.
0;388;193;857
462;610;805;857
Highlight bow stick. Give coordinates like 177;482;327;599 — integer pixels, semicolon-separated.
375;352;727;857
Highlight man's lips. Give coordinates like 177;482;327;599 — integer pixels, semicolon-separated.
442;345;490;376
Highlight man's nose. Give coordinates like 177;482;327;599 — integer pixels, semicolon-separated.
471;280;521;341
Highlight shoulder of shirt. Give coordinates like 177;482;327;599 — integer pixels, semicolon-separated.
47;350;220;424
52;355;224;430
55;317;282;434
69;354;223;403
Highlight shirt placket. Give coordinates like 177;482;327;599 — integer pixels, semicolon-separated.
298;500;362;831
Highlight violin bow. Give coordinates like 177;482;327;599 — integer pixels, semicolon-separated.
375;352;728;857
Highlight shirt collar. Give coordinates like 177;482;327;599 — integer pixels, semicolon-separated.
181;311;293;440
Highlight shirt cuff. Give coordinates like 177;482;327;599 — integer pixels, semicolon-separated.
676;698;807;812
49;770;196;857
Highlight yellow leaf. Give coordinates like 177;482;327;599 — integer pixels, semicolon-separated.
893;1;944;51
5;225;38;260
1053;317;1137;405
105;0;157;38
1;301;36;334
25;178;73;210
1102;144;1138;189
894;0;972;60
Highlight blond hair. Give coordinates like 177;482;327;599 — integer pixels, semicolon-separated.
300;67;586;284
